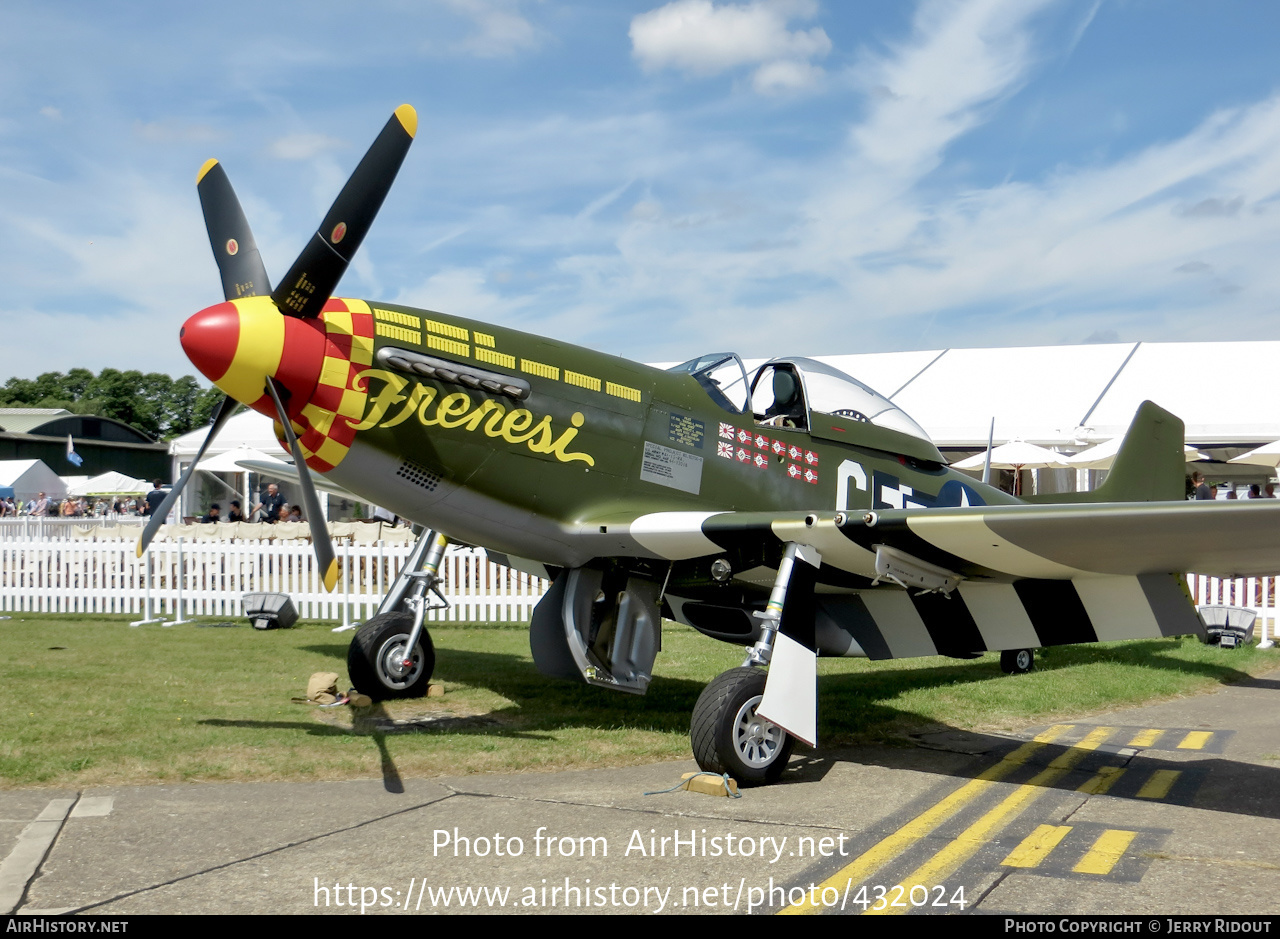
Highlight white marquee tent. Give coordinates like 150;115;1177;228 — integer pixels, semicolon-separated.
0;459;67;503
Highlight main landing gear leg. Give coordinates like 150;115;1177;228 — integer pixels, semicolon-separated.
691;543;811;786
348;529;450;700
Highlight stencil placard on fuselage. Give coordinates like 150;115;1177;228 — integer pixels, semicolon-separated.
639;441;704;495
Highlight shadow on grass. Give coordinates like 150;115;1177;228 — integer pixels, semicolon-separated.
295;636;1262;745
230;633;1280;823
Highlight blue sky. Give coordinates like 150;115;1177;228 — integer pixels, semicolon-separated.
3;0;1280;380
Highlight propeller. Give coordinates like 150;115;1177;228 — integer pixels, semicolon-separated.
196;159;272;300
137;104;418;590
272;104;416;319
264;377;339;590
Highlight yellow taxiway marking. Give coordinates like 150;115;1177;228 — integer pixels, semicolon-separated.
1136;769;1181;800
1073;830;1137;875
1127;729;1164;748
1001;824;1073;869
1176;731;1213;750
864;727;1116;916
1076;765;1125;796
778;725;1073;915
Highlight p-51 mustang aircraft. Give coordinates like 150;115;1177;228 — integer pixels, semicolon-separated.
143;104;1280;785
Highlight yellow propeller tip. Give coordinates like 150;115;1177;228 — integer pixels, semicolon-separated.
135;541;145;559
394;104;417;139
323;560;340;593
196;158;219;184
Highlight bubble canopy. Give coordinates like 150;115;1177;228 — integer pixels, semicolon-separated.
668;353;933;443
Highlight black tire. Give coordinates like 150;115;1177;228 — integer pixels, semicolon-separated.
347;612;435;700
1000;648;1034;674
690;667;794;786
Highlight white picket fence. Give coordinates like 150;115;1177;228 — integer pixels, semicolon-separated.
0;538;549;625
0;532;1272;639
0;517;143;541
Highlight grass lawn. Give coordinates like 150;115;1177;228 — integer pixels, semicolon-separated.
0;612;1274;788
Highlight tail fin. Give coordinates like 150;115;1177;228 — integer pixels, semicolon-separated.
1026;401;1186;504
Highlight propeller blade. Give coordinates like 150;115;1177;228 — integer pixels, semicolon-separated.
263;377;339;591
271;104;417;319
136;394;240;558
196;159;273;300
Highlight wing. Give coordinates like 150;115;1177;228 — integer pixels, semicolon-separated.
614;501;1280;580
605;502;1280;668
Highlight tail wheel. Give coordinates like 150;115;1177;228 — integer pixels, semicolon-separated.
691;667;793;786
348;611;434;699
1000;648;1035;674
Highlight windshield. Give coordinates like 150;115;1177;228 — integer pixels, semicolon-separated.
754;357;932;441
668;353;750;413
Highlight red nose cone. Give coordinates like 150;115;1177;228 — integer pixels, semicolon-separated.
181;302;240;383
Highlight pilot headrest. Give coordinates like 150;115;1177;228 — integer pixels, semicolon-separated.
772;369;798;406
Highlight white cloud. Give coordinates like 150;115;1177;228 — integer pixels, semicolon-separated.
442;0;541;58
630;0;830;92
751;58;823;94
267;133;347;161
849;0;1053;175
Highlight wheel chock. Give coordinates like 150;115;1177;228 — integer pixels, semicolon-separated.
681;772;740;797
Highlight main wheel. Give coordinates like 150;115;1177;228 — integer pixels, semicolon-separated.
1000;648;1034;674
348;612;435;699
690;667;793;786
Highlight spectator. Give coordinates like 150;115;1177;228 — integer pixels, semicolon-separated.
200;503;222;524
144;480;167;517
254;483;286;523
1191;472;1212;500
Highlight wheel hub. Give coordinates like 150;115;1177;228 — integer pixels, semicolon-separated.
733;694;783;768
376;635;422;689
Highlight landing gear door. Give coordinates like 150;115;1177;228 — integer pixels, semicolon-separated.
529;568;662;695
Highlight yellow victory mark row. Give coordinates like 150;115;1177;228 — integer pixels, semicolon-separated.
352;369;596;466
